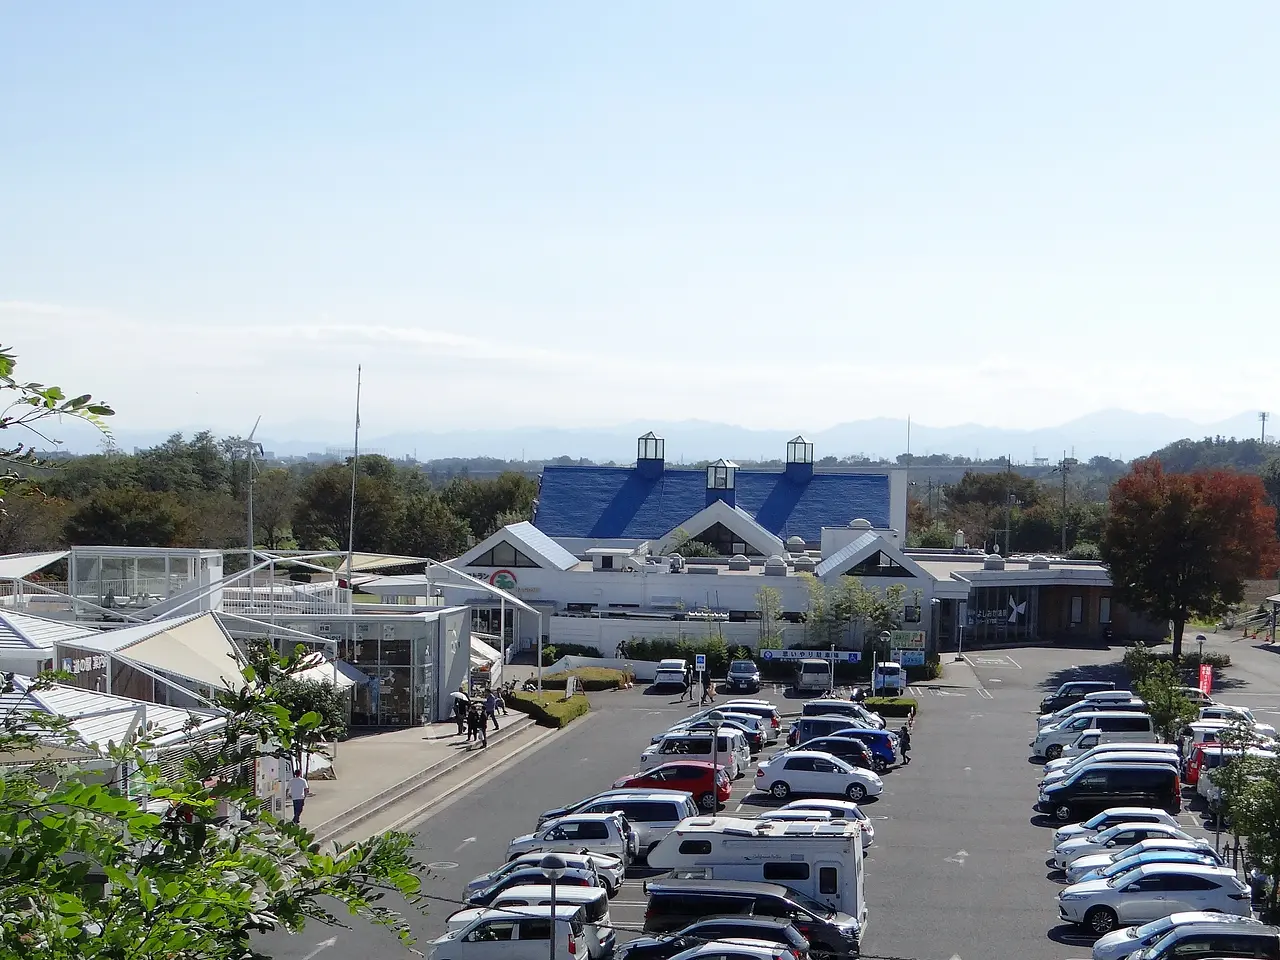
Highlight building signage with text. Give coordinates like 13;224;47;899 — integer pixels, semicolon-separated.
889;630;926;650
761;649;861;663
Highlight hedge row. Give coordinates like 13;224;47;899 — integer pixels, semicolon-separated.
539;667;633;691
863;697;919;719
507;691;591;728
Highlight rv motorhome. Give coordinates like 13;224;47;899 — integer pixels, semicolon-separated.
644;816;866;931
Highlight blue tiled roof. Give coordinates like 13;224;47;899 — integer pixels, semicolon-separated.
533;467;891;542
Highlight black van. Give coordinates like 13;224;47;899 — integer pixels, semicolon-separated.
1037;762;1180;823
643;879;861;957
1039;680;1116;714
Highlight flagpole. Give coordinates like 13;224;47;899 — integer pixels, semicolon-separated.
345;365;361;615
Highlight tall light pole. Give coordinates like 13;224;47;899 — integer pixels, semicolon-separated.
539;852;567;960
708;710;724;782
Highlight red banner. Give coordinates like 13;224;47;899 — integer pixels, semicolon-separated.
1198;663;1213;696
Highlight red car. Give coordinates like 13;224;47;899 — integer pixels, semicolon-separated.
612;760;732;811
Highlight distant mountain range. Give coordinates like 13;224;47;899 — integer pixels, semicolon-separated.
46;409;1268;464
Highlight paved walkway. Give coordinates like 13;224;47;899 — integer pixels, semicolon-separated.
302;711;526;834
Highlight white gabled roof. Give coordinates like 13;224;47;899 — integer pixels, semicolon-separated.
0;675;222;751
0;612;99;652
55;612;246;691
455;521;580;571
0;550;69;580
655;500;785;558
814;532;929;580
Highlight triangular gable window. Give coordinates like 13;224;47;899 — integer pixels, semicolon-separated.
687;522;762;557
843;551;914;578
469;541;542;568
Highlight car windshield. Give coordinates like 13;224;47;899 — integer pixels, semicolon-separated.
729;662;756;674
784;887;837;918
1082;812;1108;828
1130;916;1177;938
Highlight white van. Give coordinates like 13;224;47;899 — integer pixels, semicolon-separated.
428;904;586;960
640;729;749;779
1197;744;1278;809
446;886;614;959
794;659;832;695
645;816;867;928
1030;712;1156;761
872;661;904;696
1049;739;1176;769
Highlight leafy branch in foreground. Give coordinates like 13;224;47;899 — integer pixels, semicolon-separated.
0;649;426;960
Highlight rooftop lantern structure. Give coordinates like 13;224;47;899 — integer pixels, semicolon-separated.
785;436;814;482
637;431;665;479
705;458;738;507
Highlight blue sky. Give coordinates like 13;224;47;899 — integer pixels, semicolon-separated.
4;2;1279;439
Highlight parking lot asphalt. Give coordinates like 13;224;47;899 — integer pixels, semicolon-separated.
260;643;1280;960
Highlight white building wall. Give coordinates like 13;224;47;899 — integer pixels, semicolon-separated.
547;616;810;652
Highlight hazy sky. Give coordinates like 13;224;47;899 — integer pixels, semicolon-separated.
4;3;1279;439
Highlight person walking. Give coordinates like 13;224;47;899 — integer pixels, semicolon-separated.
465;703;480;743
453;696;468;736
700;668;714;706
898;724;912;765
287;771;309;824
679;663;693;702
484;689;500;731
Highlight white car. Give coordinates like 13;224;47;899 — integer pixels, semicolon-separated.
1053;823;1195;870
1048;743;1177;772
1199;704;1278;738
778;798;875;847
506;813;637;863
1065;838;1219;884
465;852;624;898
641;729;749;780
719;699;784;742
1054;808;1182;845
1039;754;1179;790
667;940;802;960
1091;910;1264;960
754;750;883;802
653;659;688;688
1057;863;1252;935
427;904;585;960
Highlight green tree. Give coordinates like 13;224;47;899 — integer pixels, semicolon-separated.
1102;459;1280;658
293;462;404;552
668;527;720;558
0;659;424;959
1227;754;1280;913
1260;456;1280;538
441;472;538;539
0;490;72;552
64;488;188;546
755;585;783;646
253;468;298;549
1132;659;1198;742
397;491;472;559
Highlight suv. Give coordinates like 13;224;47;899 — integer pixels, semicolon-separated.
540;789;695;828
1032;712;1156;761
727;660;763;693
427;905;586;960
619;916;810;960
571;793;700;857
1129;917;1278;959
1039;764;1181;823
720;700;784;742
801;700;885;730
507;812;638;863
641;730;750;779
1091;911;1266;960
643;879;862;957
1041;680;1117;714
791;736;874;770
1057;863;1253;935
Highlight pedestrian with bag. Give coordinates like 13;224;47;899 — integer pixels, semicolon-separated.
898;724;912;764
453;695;468;736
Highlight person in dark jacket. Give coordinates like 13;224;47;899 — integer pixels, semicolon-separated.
454;697;468;736
679;664;693;702
899;724;912;764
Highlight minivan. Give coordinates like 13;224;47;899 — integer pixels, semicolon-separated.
1040;680;1116;714
1031;712;1156;761
1038;695;1146;729
1037;763;1181;822
800;699;885;730
459;886;615;959
1039;752;1178;790
641;730;750;779
572;793;701;857
428;904;586;960
643;878;862;957
788;716;859;748
1135;919;1279;960
794;659;833;695
826;728;900;773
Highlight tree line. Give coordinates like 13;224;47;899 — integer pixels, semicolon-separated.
4;431;537;560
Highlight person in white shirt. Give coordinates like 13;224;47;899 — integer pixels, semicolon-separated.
287;773;308;824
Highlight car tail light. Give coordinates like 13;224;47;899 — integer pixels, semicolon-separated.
756;768;765;777
1229;891;1250;900
568;932;578;955
772;716;780;728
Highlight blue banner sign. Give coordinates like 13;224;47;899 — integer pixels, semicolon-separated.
760;649;861;663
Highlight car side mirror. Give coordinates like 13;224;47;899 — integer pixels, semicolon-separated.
1106;841;1116;847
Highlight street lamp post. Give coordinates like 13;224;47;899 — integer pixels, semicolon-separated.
539;852;567;960
1197;634;1206;662
708;710;724;786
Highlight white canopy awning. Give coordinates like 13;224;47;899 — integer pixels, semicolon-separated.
290;654;371;691
0;550;69;580
471;636;502;665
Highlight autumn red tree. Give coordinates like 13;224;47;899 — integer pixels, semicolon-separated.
1102;459;1280;658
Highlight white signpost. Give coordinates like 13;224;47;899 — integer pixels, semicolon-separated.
694;653;707;675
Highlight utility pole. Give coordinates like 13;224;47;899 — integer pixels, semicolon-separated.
1003;455;1012;555
1056;453;1078;554
1260;411;1270;444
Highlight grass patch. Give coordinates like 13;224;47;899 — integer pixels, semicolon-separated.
864;697;918;719
540;667;633;691
507;691;590;728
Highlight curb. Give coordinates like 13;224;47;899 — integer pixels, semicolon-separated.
312;715;535;843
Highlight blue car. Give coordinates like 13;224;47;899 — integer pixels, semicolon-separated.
1068;848;1221;885
827;728;900;773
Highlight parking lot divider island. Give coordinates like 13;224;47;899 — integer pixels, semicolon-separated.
538;667;635;691
507;690;591;728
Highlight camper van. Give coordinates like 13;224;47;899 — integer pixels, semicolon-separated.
645;816;866;930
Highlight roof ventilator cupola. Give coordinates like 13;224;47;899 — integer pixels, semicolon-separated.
983;553;1006;570
785;436;814;482
763;555;788;577
728;554;751;571
793;556;816;573
849;518;873;530
1028;555;1051;570
705;459;738;508
636;431;665;479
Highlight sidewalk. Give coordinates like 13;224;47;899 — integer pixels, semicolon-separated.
304;711;534;840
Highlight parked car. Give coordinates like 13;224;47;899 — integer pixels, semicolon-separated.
618;916;810;960
1033;713;1156;761
654;659;689;689
642;878;862;956
1198;704;1278;738
1066;846;1223;886
1038;764;1181;822
466;866;599;906
726;660;763;693
1126;917;1279;959
570;793;701;858
446;885;616;958
1197;745;1278;810
427;904;586;960
785;736;874;770
1065;838;1219;884
778;799;875;848
754;750;883;802
613;761;732;812
664;715;766;754
1053;823;1197;870
793;659;833;695
541;789;696;829
800;699;885;730
1055;808;1184;845
1039;691;1143;727
466;852;623;899
1041;680;1118;714
719;700;784;742
1040;753;1179;790
1090;911;1265;960
641;730;750;780
1048;743;1178;773
506;812;637;863
662;940;805;960
1175;686;1217;708
1057;863;1253;935
825;728;901;773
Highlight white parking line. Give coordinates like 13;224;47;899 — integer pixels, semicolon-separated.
1005;654;1021;669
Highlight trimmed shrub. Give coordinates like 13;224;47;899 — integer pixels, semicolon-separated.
507;691;590;728
864;697;919;719
540;667;632;691
540;642;604;663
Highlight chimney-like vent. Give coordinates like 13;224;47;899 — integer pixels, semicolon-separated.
983;553;1005;570
763;555;788;577
1028;555;1050;570
728;554;750;571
